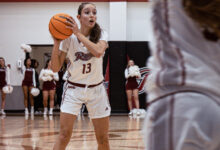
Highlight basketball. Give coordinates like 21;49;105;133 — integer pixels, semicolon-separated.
49;13;73;40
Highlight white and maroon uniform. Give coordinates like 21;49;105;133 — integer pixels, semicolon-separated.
39;69;59;91
59;31;111;119
125;65;141;90
0;67;7;90
144;0;220;150
22;67;36;87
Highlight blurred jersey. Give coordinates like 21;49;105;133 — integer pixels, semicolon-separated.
147;0;220;103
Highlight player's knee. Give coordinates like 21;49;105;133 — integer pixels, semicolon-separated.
96;134;109;145
59;129;71;142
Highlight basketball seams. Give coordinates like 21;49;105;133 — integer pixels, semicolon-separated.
50;19;72;38
49;13;73;40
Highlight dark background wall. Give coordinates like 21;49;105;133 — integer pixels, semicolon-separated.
104;41;150;113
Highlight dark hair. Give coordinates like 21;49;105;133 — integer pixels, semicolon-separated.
0;57;5;68
31;59;39;69
44;59;51;69
183;0;220;41
78;2;102;43
24;57;31;67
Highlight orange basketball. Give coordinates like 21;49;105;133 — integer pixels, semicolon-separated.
49;13;73;40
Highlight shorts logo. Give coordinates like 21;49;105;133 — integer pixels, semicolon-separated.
105;107;108;111
74;52;93;62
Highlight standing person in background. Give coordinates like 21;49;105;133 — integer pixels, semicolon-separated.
39;59;59;115
22;57;36;115
32;59;42;114
0;57;11;115
125;60;141;115
51;2;111;150
55;61;67;108
144;0;220;150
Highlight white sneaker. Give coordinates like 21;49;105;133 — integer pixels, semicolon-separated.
49;110;53;115
1;109;6;115
25;108;29;115
136;110;141;116
43;108;48;115
31;107;34;115
128;111;133;115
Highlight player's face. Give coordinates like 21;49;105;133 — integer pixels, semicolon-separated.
0;59;5;68
26;59;31;66
128;60;134;66
79;4;97;29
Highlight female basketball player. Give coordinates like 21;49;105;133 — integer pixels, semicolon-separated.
22;57;36;115
0;57;8;115
52;3;110;150
125;60;141;115
144;0;220;150
39;59;59;115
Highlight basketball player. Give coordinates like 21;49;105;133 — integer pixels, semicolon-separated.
125;60;141;115
144;0;220;150
22;57;36;115
39;59;59;115
0;57;9;115
52;2;110;150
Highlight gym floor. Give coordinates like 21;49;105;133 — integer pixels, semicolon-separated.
0;115;145;150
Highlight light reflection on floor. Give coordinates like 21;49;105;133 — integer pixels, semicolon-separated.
0;115;145;150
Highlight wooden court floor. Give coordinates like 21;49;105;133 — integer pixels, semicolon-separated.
0;115;145;150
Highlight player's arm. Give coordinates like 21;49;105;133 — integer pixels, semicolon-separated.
66;17;108;58
76;33;108;58
51;39;67;72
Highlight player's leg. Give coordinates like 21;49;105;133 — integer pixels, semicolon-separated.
133;89;139;109
28;86;34;114
22;86;28;108
53;112;77;150
49;89;55;115
92;117;110;150
43;90;49;114
126;90;133;111
1;90;6;114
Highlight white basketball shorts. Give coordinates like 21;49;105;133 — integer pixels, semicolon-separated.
60;82;111;119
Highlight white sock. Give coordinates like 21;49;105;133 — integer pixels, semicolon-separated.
44;107;47;111
25;108;28;111
50;108;53;112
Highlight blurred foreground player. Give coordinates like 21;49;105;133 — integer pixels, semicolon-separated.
144;0;220;150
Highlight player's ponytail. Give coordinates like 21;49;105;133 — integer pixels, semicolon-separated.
78;2;102;43
90;23;101;43
183;0;220;41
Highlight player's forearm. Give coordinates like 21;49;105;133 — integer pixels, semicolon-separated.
76;32;105;58
51;43;62;72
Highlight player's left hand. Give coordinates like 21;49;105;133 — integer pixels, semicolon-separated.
65;17;80;35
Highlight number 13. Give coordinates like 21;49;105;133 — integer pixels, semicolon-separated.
82;63;91;74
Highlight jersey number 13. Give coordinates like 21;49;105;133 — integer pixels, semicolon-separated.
82;63;91;74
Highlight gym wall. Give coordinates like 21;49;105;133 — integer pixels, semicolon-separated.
0;1;153;111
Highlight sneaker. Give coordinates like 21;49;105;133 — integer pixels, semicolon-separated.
128;111;133;115
136;110;141;116
49;108;53;115
1;109;6;115
25;108;29;115
31;107;34;115
49;110;53;115
43;108;48;115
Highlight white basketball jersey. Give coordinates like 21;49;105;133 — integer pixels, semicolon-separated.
60;30;108;85
147;0;220;102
